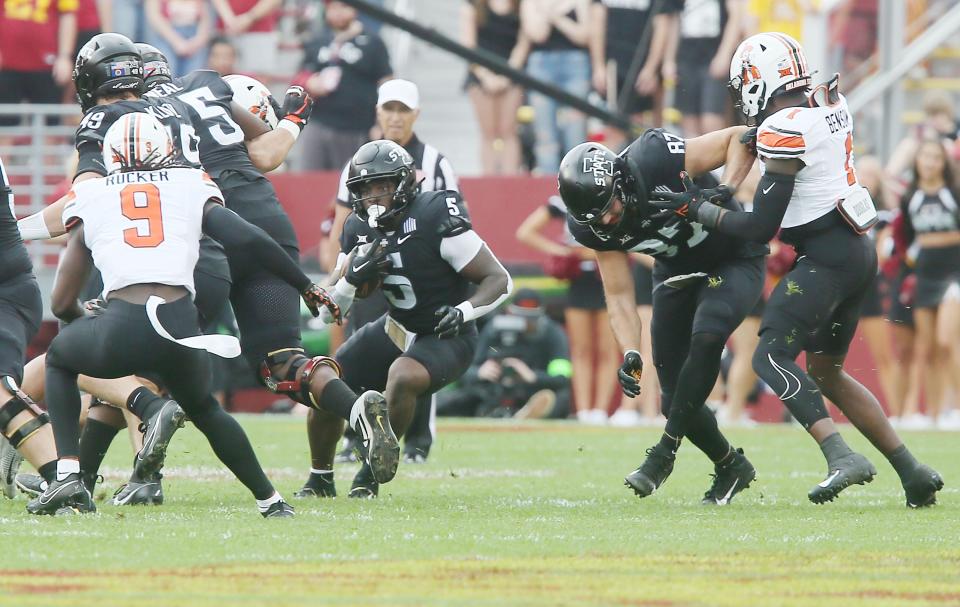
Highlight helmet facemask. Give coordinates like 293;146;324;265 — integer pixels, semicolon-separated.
348;169;415;229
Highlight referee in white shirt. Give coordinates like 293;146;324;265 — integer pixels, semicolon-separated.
310;80;460;485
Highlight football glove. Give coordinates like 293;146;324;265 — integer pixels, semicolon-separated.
301;283;341;323
650;172;733;223
345;242;391;287
740;126;758;156
280;85;313;131
617;350;644;398
434;305;464;338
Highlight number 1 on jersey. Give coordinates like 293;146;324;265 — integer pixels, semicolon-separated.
121;184;165;248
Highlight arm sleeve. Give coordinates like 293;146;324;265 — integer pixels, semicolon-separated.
202;204;311;291
440;230;484;272
712;170;795;243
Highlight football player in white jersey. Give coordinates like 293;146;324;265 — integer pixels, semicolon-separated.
653;33;944;507
27;112;339;517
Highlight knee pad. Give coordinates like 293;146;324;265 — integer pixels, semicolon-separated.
0;377;49;449
258;348;342;408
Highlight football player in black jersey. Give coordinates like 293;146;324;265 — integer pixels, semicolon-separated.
558;125;762;504
305;139;513;498
0;156;50;500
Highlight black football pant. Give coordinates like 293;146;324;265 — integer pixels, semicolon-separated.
753;219;877;429
45;296;275;499
654;256;765;460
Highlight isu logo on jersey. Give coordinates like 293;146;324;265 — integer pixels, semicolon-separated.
583;154;614;186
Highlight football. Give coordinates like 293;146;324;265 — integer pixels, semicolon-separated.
338;244;383;299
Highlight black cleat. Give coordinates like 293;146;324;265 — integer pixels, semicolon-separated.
903;464;944;508
15;473;45;498
624;444;676;498
354;391;399;484
112;473;163;506
808;452;877;504
701;448;756;505
26;473;96;515
134;400;186;480
347;462;379;499
293;474;336;498
262;499;295;518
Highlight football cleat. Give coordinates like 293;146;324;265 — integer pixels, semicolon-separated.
808;452;877;504
15;472;45;498
624;444;676;498
701;448;756;505
262;499;295;518
353;391;399;484
26;473;96;515
403;451;427;464
347;462;379;499
112;473;163;506
0;435;23;499
293;474;336;498
133;400;186;480
335;436;361;463
903;464;944;508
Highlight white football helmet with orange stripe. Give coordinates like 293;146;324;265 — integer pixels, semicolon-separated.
224;74;279;129
102;112;175;174
728;32;812;125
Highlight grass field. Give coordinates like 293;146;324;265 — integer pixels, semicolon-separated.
1;417;958;607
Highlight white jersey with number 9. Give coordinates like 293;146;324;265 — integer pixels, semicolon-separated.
62;168;224;299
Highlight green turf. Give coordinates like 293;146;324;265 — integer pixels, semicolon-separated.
1;417;958;606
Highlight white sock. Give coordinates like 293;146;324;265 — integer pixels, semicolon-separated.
310;468;333;476
56;458;80;481
256;491;283;513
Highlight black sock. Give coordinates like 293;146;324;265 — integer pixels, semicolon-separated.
189;399;275;500
886;444;918;482
657;432;681;454
79;419;121;478
37;460;57;484
319;379;358;422
126;387;165;420
308;469;335;488
819;432;854;466
685;406;732;462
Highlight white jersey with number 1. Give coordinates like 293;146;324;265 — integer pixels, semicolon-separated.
756;94;859;229
62;167;224;299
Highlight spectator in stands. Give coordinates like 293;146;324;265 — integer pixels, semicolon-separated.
437;289;572;419
145;0;213;76
206;35;239;75
520;0;591;174
589;0;673;149
293;0;392;171
898;139;960;430
211;0;281;75
0;0;77;132
665;0;744;137
111;0;146;42
461;0;530;175
516;195;622;424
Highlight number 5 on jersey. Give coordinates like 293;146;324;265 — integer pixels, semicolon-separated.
121;184;165;248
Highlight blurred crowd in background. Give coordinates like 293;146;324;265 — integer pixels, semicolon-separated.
3;0;960;429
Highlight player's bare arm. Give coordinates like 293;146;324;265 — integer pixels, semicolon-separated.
50;224;92;322
18;173;98;240
242;86;314;173
684;125;754;189
435;243;513;338
595;250;642;353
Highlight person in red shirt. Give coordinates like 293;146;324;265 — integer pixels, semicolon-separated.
211;0;282;76
0;0;78;126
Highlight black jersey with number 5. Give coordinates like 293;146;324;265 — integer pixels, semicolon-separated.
569;128;766;275
340;191;479;335
145;70;257;179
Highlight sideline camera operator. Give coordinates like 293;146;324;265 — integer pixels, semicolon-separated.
437;289;571;419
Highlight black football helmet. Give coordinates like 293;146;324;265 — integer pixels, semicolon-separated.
74;33;144;112
136;43;174;90
346;140;419;227
558;142;645;237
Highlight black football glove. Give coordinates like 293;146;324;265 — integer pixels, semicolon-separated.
345;242;391;287
434;305;464;338
617;350;644;398
650;172;733;222
280;85;313;132
301;283;341;323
